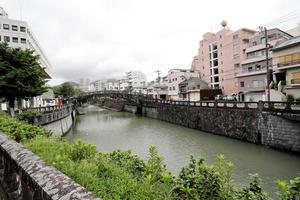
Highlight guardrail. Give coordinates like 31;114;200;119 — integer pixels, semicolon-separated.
143;99;300;113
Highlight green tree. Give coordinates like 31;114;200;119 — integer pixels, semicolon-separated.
53;82;76;98
0;43;47;110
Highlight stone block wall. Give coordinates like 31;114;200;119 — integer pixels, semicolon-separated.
259;113;300;152
103;99;124;111
142;104;300;152
42;111;75;136
143;104;262;144
0;133;100;200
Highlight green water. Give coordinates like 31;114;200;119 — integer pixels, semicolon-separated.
64;106;300;197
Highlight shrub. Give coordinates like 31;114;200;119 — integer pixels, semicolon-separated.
172;156;226;200
0;112;48;141
17;109;41;124
277;176;300;200
67;140;97;162
235;174;269;200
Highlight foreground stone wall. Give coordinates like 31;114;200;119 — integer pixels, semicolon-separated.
142;104;300;152
0;133;100;200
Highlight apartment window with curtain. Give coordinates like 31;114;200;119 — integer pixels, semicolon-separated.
291;72;300;84
279;53;300;67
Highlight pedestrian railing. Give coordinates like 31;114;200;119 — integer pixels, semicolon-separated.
143;99;300;113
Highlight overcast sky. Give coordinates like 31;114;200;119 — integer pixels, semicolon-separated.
2;0;300;85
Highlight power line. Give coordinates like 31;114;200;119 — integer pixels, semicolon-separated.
263;9;300;26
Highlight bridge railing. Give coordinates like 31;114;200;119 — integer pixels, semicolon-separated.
21;104;73;114
72;91;300;113
143;99;300;113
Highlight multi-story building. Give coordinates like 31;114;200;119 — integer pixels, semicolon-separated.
147;77;168;99
0;7;51;78
126;71;147;93
272;36;300;99
237;29;293;101
166;69;199;100
192;22;256;95
79;78;90;92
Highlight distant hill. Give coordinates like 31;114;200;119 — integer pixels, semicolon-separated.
64;81;79;88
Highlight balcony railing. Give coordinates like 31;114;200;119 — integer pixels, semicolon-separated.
278;59;300;68
291;79;300;84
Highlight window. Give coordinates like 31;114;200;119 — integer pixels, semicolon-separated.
169;87;172;90
173;86;175;90
20;38;26;44
252;41;257;46
12;25;18;31
233;34;239;40
12;37;18;43
248;66;253;72
255;64;261;71
20;26;26;32
234;63;240;68
240;81;244;87
291;72;300;84
3;24;9;30
252;80;264;87
4;36;10;42
0;36;1;41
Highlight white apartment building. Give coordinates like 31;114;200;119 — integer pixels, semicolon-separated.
93;79;120;91
119;79;129;91
79;78;90;92
126;71;147;93
0;7;52;78
166;69;199;100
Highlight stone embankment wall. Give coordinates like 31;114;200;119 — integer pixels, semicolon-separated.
29;105;75;136
0;133;100;200
260;113;300;152
42;110;75;136
103;98;124;111
142;103;300;153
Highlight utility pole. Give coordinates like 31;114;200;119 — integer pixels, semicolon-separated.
259;26;271;102
155;70;161;82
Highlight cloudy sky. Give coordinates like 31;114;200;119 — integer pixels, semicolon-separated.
2;0;300;85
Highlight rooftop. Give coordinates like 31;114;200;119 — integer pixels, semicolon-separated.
272;36;300;51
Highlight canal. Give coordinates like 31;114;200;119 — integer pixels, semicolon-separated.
64;106;300;196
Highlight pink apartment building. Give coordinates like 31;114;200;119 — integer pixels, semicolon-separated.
192;24;256;95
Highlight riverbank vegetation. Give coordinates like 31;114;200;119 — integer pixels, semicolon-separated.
0;112;299;199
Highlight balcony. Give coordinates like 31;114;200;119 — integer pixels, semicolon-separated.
277;59;300;68
236;68;266;78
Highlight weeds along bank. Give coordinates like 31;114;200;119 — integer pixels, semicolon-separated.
0;112;299;200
